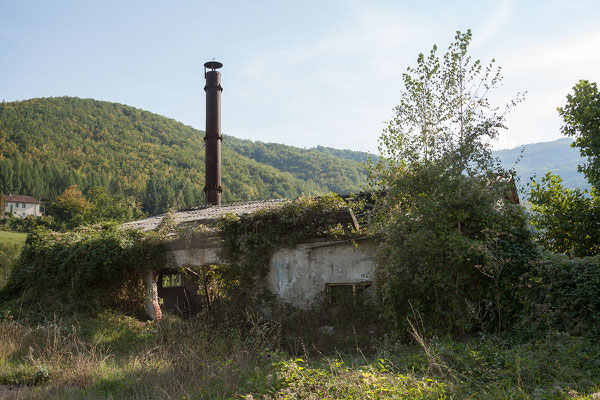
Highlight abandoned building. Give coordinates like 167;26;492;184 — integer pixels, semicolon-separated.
119;61;376;320
123;198;376;320
123;60;519;320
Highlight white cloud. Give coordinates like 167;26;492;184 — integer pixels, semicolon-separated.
493;26;600;149
471;0;513;47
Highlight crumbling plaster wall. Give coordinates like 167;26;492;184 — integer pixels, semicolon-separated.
157;238;376;313
168;247;224;267
266;238;376;309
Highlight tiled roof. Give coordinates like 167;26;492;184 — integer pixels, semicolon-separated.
121;199;290;231
4;195;40;204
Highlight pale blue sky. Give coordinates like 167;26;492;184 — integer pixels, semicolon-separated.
1;0;599;153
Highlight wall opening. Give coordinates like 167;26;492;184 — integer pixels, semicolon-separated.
325;282;373;307
157;264;228;317
161;273;182;288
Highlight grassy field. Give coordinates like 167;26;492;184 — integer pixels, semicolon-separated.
0;230;27;246
0;310;599;399
0;230;26;288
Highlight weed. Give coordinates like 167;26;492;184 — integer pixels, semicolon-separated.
1;310;599;399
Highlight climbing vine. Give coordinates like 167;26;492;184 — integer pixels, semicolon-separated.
0;195;360;316
217;195;359;300
1;224;165;315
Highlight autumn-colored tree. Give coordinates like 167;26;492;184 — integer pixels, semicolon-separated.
50;185;93;228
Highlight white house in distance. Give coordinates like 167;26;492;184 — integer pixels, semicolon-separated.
2;195;42;218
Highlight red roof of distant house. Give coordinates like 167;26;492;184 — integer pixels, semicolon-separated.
4;195;40;204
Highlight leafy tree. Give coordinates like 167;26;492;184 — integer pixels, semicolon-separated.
372;29;518;179
86;186;144;223
529;173;600;256
558;80;600;190
369;30;535;336
529;81;600;256
49;185;93;228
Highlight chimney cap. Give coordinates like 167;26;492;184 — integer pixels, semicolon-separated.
204;61;223;70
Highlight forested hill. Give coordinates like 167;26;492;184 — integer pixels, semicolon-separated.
494;138;589;191
0;97;368;215
224;136;372;194
0;97;588;218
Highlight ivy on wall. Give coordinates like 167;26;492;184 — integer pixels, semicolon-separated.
1;224;165;315
0;195;359;316
216;195;359;301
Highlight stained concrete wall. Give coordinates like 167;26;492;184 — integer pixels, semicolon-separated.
267;239;376;309
167;247;223;267
158;238;376;312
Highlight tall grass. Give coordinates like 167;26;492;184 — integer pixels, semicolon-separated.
0;311;281;399
1;310;600;399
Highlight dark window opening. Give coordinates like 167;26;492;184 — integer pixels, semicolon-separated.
325;282;373;307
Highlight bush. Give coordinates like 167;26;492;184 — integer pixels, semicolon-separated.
0;225;165;315
0;214;56;232
374;171;538;338
0;242;21;288
519;253;600;337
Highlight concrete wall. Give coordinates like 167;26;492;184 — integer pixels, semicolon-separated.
160;238;376;312
267;239;376;309
167;247;223;267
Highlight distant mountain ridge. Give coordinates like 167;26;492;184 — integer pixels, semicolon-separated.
493;138;589;191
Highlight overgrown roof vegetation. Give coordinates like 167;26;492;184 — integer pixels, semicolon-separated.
217;194;360;300
0;194;360;315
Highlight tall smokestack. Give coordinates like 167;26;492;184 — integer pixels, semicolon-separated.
204;61;223;205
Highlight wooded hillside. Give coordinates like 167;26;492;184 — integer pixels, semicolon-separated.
0;97;589;217
0;97;369;215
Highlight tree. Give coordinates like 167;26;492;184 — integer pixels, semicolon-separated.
528;173;600;256
368;30;535;336
528;80;600;257
86;186;144;223
372;29;518;181
558;80;600;190
49;185;93;228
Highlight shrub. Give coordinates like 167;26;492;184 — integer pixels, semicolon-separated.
374;171;538;338
0;214;56;232
0;224;165;315
519;252;600;337
0;242;21;288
